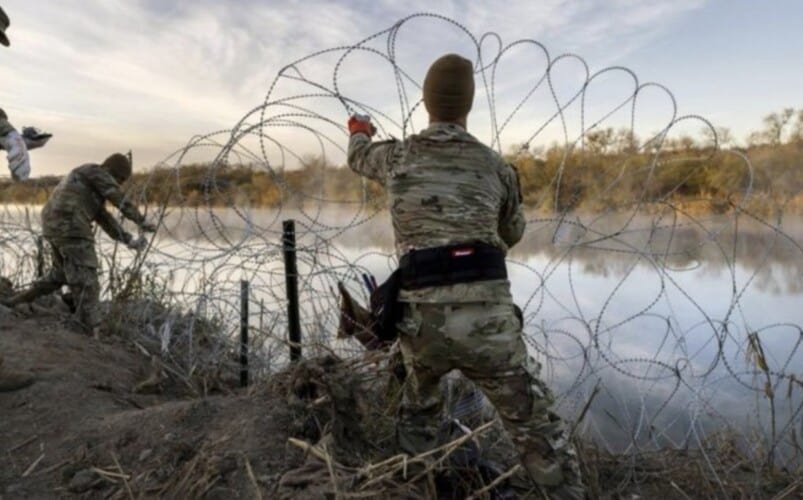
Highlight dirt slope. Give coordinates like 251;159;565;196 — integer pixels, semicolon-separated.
0;310;300;499
1;306;798;499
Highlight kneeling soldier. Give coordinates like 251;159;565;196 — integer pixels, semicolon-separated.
6;154;157;338
347;54;586;498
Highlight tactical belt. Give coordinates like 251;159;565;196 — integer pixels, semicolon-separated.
373;242;508;341
399;241;507;290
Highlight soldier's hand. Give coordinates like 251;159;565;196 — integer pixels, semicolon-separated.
127;235;148;252
348;114;376;137
140;220;158;233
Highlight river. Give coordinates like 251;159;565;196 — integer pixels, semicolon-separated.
1;205;801;459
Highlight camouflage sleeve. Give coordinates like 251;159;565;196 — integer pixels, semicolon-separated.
347;133;400;184
85;167;146;225
499;163;526;248
96;207;133;244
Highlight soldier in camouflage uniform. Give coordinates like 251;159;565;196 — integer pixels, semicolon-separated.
1;7;28;183
6;154;157;338
347;54;585;498
1;7;53;178
1;107;54;181
0;4;36;393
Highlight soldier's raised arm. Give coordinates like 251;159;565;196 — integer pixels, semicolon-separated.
498;163;526;248
346;115;400;184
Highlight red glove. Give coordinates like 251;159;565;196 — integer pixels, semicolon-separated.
348;114;376;137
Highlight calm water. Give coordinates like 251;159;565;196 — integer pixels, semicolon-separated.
316;212;803;455
2;206;801;457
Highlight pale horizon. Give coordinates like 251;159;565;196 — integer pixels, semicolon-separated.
1;0;801;177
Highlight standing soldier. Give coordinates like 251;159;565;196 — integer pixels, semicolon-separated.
0;7;52;183
0;3;35;393
5;154;157;339
0;4;33;392
0;6;30;182
347;54;586;498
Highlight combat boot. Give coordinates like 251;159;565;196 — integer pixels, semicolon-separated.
0;357;34;392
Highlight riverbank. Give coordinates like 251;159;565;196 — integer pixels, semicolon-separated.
0;298;798;499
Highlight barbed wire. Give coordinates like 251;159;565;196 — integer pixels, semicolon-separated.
1;12;801;487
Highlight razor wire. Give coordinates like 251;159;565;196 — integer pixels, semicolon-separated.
1;12;801;480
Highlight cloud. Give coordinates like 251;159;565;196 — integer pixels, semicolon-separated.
0;0;708;175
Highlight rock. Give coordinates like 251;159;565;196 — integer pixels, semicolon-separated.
68;469;97;493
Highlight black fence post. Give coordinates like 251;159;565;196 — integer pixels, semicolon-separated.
35;236;44;278
240;279;249;387
283;220;302;362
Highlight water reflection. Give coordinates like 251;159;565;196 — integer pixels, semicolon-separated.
302;210;803;459
1;205;801;459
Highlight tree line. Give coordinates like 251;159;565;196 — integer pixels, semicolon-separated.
1;108;801;215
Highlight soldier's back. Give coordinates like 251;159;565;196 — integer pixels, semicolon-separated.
391;123;519;305
389;123;512;255
42;164;103;241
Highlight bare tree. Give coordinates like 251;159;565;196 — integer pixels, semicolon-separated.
614;128;639;153
701;126;733;148
585;127;615;154
761;108;795;145
791;109;803;144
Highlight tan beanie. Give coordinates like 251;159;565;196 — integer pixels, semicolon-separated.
423;54;475;122
102;153;132;183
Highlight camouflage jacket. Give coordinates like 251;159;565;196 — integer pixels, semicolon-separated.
348;122;526;303
42;164;145;243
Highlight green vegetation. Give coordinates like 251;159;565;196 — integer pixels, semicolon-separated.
2;108;801;214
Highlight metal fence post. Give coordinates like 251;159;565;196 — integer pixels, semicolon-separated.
35;236;44;278
283;220;302;362
240;279;249;387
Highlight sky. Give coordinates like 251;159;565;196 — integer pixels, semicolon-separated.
0;0;801;176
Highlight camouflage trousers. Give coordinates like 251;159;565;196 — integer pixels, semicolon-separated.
396;301;585;500
26;238;100;330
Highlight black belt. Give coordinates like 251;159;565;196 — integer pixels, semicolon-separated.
399;242;507;290
371;242;508;341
